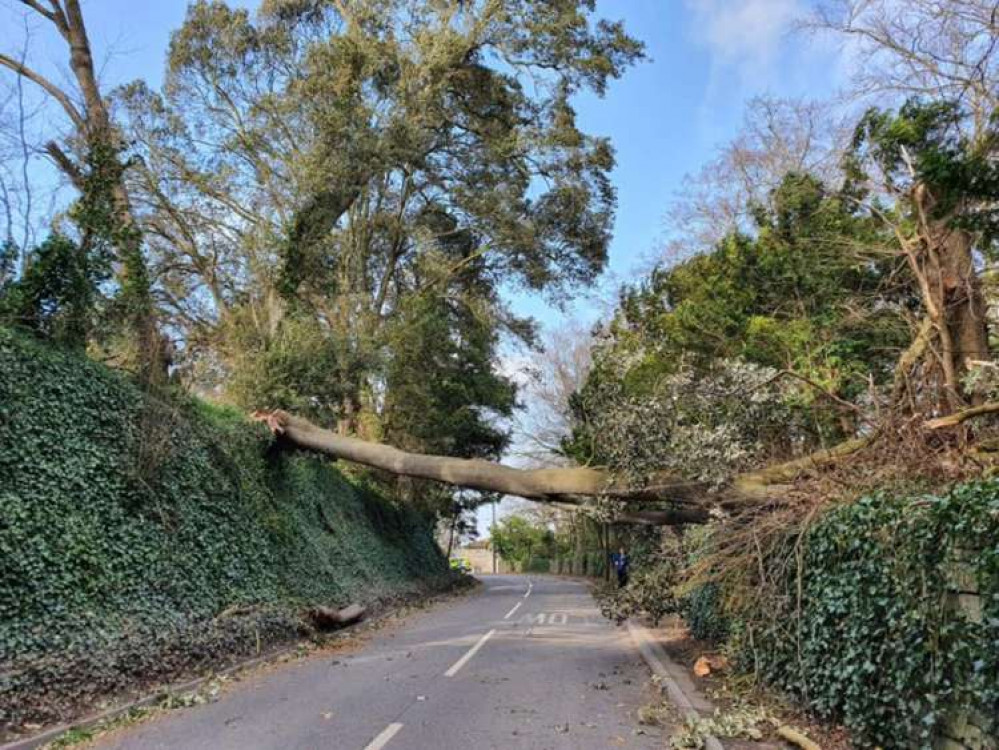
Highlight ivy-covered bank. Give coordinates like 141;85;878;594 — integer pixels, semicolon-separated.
707;485;999;749
0;329;453;734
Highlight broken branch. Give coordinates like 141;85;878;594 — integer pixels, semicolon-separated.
924;402;999;430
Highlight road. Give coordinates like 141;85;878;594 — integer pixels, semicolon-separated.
93;575;662;750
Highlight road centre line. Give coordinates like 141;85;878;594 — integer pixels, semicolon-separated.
444;629;496;677
363;722;403;750
503;601;522;619
524;581;532;599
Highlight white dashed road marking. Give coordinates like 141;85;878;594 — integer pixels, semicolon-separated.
363;722;403;750
444;629;496;677
503;601;522;619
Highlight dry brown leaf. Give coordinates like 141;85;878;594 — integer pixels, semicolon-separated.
693;656;712;676
693;654;729;676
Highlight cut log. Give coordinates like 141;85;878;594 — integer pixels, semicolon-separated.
776;725;821;750
310;603;366;630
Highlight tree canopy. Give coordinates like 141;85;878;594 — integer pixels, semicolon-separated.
0;0;643;519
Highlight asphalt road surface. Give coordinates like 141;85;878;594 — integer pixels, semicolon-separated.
93;575;662;750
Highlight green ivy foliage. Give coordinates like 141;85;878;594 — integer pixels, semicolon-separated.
746;486;998;749
682;583;730;643
0;328;450;730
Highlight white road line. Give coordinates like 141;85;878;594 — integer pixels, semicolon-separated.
524;581;532;599
363;722;403;750
503;601;522;619
444;629;496;677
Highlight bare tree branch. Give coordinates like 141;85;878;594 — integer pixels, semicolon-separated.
0;52;84;129
16;0;57;23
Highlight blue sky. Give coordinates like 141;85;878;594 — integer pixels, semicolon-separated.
507;0;844;326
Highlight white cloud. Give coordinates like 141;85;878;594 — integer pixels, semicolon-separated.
684;0;802;84
495;352;534;390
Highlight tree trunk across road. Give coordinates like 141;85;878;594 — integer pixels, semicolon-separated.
253;410;714;524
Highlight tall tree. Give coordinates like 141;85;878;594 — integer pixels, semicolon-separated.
117;0;642;438
809;0;999;140
514;322;594;465
809;2;999;408
0;0;162;380
660;96;848;265
848;100;999;409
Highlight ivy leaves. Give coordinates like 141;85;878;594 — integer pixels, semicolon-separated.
748;487;998;748
0;329;449;727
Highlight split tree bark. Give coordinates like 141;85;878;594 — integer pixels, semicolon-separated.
892;184;990;411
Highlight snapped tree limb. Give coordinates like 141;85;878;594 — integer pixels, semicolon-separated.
731;436;873;491
924;402;999;430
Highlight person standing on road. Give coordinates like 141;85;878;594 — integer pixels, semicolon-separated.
612;547;630;588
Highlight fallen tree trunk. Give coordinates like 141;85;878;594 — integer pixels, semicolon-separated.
924;401;999;430
731;436;873;494
612;507;712;525
252;410;865;526
253;410;710;506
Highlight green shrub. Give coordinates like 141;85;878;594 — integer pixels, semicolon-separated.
0;328;450;730
597;553;679;626
523;556;551;573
